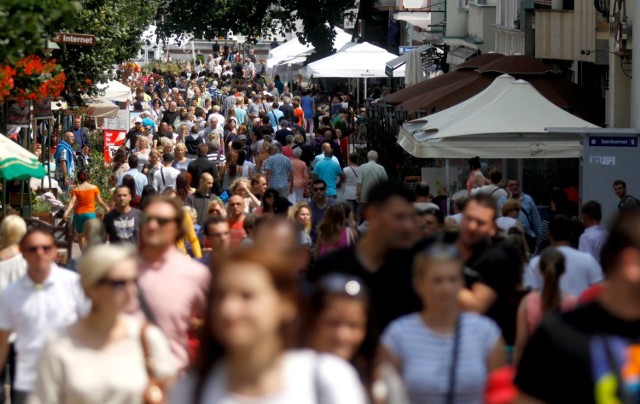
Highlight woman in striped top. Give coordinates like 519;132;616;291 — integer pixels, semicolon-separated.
380;244;506;404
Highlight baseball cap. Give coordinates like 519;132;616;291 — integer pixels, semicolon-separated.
237;135;248;141
134;117;142;124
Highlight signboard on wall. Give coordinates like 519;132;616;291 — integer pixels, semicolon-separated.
103;130;126;164
104;109;130;131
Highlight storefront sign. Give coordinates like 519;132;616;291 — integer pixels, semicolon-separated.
103;129;126;164
589;136;638;147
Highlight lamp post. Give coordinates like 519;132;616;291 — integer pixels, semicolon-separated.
415;108;427;119
395;107;408;125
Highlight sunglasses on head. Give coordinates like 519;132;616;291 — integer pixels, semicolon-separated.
97;277;137;290
141;214;177;226
316;274;367;297
25;245;54;253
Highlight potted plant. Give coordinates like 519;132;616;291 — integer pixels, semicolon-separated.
31;193;54;224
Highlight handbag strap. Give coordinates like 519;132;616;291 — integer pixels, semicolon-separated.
138;286;157;325
446;315;462;404
160;167;166;187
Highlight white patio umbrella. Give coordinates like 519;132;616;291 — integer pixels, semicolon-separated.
0;134;46;180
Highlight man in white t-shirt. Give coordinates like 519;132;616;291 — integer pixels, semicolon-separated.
475;168;508;205
0;229;88;403
153;153;181;193
579;200;608;262
524;215;603;296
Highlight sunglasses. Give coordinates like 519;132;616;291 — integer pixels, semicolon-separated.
97;277;137;291
316;274;367;297
313;187;326;191
25;245;55;253
142;214;178;226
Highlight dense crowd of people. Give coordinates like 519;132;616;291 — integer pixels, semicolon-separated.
2;51;640;403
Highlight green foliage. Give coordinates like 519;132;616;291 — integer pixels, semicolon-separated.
0;0;81;65
88;149;113;209
155;0;357;61
52;0;161;103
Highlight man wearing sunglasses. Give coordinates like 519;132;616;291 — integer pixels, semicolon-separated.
129;196;209;371
0;229;88;403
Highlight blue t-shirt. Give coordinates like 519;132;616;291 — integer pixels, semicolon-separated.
313;158;343;197
301;96;314;118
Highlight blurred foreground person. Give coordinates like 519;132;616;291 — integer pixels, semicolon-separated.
0;216;27;403
128;196;209;371
304;274;409;404
29;245;176;403
309;181;421;330
380;244;506;403
0;229;87;403
515;209;640;403
169;248;365;403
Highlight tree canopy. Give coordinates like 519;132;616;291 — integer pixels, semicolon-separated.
51;0;160;103
155;0;357;60
0;0;81;65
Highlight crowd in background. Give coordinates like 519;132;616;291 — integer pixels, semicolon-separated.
0;48;639;403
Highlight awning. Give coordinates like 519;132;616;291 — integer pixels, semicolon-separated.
394;11;433;30
446;46;477;65
0;134;46;181
386;44;433;73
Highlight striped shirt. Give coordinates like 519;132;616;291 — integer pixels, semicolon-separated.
382;312;500;404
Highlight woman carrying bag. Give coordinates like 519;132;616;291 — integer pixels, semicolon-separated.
380;244;506;404
29;245;176;404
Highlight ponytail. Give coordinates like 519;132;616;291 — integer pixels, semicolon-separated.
539;248;565;314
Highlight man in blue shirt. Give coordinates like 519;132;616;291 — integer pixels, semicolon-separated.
263;143;293;198
72;118;89;151
116;154;148;196
313;149;345;198
498;178;541;250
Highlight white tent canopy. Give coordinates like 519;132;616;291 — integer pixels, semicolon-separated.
398;75;598;159
306;42;405;78
266;28;352;70
97;80;131;102
80;97;120;119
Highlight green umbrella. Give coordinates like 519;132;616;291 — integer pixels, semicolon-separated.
0;134;46;181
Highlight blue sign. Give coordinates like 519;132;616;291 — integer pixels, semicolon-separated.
589;136;638;147
399;46;417;55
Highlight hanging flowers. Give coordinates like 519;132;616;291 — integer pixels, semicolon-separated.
0;66;15;101
9;55;66;102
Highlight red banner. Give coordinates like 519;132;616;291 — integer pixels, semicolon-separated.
103;129;126;164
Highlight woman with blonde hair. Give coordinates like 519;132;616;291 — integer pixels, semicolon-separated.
229;177;261;213
162;188;202;258
133;136;151;171
0;215;27;289
380;244;505;403
315;204;356;259
173;143;190;172
30;244;176;403
207;199;227;219
289;201;312;247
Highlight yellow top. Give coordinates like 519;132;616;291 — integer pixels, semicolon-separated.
175;213;202;258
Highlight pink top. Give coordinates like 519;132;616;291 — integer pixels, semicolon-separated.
128;247;209;370
318;227;353;257
292;158;309;189
525;291;578;334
